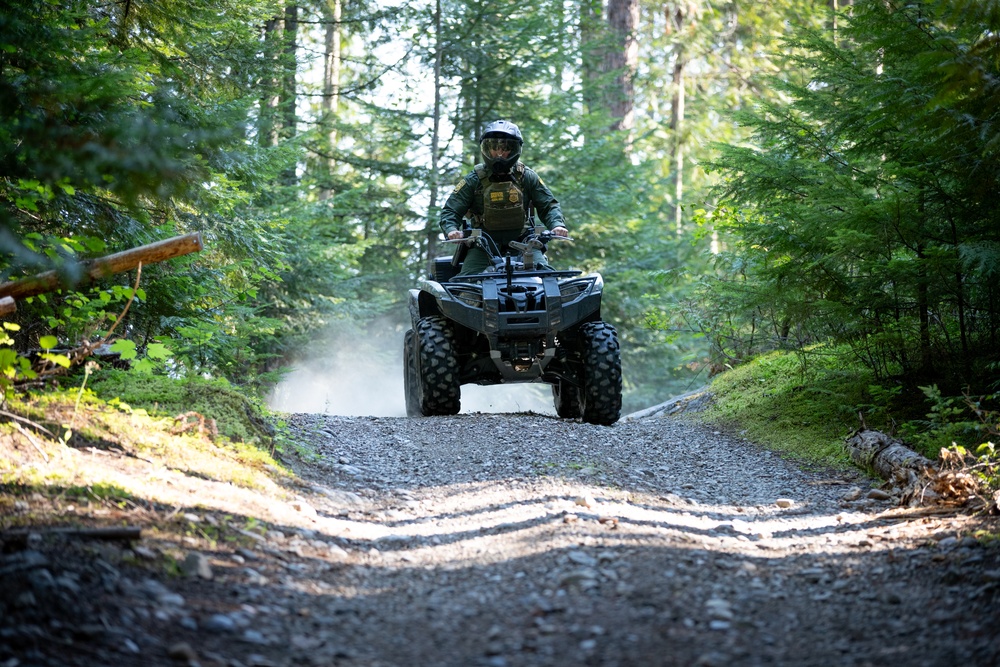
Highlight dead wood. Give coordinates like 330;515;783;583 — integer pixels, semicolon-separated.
845;429;994;509
844;428;934;483
0;232;203;301
11;422;49;462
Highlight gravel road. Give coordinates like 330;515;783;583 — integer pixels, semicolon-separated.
2;409;999;667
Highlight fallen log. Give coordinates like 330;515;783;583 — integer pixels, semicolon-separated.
844;428;934;483
0;232;203;301
845;430;994;509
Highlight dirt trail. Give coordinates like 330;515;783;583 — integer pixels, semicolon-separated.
2;412;998;667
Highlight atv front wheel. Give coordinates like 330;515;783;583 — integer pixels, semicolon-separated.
579;322;622;426
414;316;461;416
403;329;421;417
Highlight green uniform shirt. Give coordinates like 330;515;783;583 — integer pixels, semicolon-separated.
439;162;565;237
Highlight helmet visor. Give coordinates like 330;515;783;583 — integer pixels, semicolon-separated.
482;137;520;158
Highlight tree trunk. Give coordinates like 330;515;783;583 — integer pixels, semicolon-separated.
425;0;443;276
580;0;604;120
259;17;281;148
318;0;342;201
0;233;204;301
916;217;934;375
280;4;299;187
845;429;934;483
671;54;685;233
668;3;690;234
949;217;970;375
604;0;639;139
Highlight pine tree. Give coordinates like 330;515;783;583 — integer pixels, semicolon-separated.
708;0;1000;389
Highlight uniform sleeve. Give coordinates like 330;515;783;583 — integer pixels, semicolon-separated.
523;167;565;230
440;173;478;235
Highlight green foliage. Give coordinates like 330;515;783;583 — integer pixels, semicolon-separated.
963;441;1000;500
0;322;35;402
23;284;141;344
64;483;134;504
86;370;274;446
899;386;1000;459
0;0;303;393
705;347;883;468
937;410;1000;506
705;0;1000;394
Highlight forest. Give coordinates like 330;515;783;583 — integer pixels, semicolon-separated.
1;0;998;424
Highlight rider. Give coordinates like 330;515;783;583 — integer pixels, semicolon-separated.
440;120;568;275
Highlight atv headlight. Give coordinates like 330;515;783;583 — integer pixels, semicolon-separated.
559;275;601;303
446;284;484;308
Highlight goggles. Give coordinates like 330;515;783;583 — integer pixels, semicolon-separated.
482;137;519;155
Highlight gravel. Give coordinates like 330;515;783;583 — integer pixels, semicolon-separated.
2;408;999;667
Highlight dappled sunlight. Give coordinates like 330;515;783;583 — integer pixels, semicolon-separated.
290;474;920;574
3;425;919;573
7;411;996;667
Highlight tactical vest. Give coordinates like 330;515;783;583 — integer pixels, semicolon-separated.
474;163;528;232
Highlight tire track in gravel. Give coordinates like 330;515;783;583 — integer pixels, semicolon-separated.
270;412;1000;667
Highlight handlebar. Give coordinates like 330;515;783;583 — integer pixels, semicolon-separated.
441;227;573;248
441;226;572;274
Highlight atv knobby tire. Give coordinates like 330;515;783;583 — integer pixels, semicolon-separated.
403;329;421;417
579;321;622;425
412;316;461;416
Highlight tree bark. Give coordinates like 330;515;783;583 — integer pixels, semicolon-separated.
580;0;604;120
280;4;299;186
844;429;934;483
425;0;443;276
0;233;203;301
668;3;690;234
318;0;342;201
604;0;639;139
259;17;281;148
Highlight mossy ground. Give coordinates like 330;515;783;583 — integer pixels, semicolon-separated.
703;346;890;470
702;348;1000;515
85;369;275;445
1;374;296;530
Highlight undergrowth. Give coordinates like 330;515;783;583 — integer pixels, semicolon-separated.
84;369;275;446
1;374;295;515
704;345;877;469
705;347;1000;503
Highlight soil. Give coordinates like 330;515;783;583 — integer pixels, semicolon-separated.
2;405;999;667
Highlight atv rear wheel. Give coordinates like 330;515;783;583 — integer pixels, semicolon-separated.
403;329;421;417
552;379;582;419
414;316;461;416
579;322;622;426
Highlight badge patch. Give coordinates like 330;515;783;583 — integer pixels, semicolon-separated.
453;181;466;193
509;192;519;203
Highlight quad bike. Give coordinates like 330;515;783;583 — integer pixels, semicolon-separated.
403;226;622;425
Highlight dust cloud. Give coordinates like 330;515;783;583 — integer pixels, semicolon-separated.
267;329;555;417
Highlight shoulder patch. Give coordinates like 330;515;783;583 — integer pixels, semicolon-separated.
453;180;467;193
